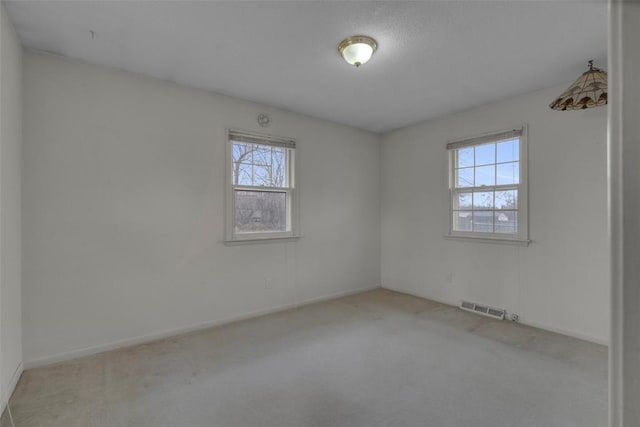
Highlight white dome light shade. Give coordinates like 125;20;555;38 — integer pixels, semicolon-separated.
342;43;373;66
338;36;377;67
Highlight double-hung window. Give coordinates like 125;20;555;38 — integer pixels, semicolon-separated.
447;127;528;243
226;130;297;242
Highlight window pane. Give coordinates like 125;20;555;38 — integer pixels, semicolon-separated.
271;148;287;187
495;190;518;209
231;142;287;187
233;162;253;186
252;165;273;186
253;145;272;165
497;138;519;163
496;162;519;185
456;168;474;187
453;211;472;231
475;165;495;186
457;147;474;168
475;143;495;166
454;192;472;210
234;190;286;232
232;142;254;164
473;191;494;210
472;211;494;233
495;211;517;234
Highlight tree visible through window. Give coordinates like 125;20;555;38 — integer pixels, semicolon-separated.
447;128;527;240
227;131;296;240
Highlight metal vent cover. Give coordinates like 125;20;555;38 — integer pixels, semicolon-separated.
460;300;506;320
461;301;475;310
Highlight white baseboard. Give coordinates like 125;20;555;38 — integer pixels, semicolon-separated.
1;361;23;415
381;285;609;346
520;319;608;346
25;284;381;369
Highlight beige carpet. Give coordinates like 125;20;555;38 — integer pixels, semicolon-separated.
2;289;607;427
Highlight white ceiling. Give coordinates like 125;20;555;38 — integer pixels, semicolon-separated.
4;1;607;133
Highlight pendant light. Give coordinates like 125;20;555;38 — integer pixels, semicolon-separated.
549;60;608;111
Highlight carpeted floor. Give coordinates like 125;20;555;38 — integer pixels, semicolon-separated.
1;289;607;427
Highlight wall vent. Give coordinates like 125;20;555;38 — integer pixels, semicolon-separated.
460;300;506;320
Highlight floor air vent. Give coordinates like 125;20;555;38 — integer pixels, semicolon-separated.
460;300;506;320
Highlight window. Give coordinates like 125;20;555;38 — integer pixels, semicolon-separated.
447;127;528;243
226;130;297;242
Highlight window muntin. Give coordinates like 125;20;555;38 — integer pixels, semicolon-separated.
448;129;526;240
227;130;296;241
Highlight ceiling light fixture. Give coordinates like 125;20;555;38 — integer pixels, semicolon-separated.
549;60;608;111
338;35;377;67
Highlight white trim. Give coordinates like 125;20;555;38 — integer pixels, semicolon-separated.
521;319;608;347
222;235;301;245
444;234;531;246
446;127;523;150
228;128;296;149
608;2;625;426
1;362;23;413
23;285;380;369
380;286;608;346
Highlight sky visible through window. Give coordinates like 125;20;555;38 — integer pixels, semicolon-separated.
232;142;287;188
455;138;519;188
452;138;520;234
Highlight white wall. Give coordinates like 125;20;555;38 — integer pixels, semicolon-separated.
22;50;381;367
0;2;23;412
381;85;609;344
19;44;610;368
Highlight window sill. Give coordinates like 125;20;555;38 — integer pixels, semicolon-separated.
222;235;302;246
444;234;531;246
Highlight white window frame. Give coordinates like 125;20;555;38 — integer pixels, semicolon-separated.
225;129;299;243
446;126;530;245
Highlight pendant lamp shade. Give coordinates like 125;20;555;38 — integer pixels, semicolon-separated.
549;60;608;111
